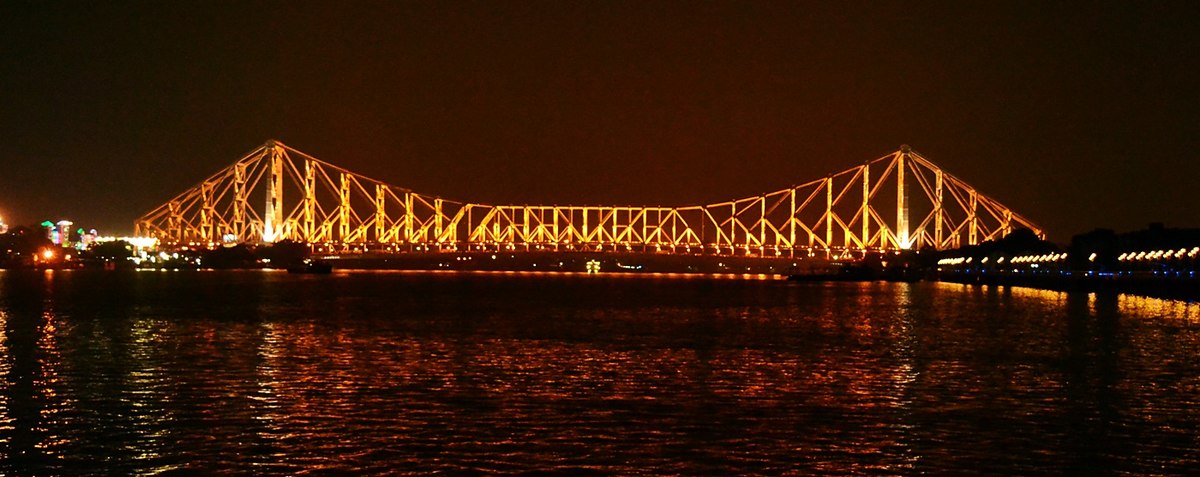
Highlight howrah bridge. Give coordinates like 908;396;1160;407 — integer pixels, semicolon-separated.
135;141;1042;256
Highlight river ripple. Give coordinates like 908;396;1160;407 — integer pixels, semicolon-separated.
0;270;1198;475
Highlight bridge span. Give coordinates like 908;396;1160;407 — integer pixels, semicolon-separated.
136;141;1041;256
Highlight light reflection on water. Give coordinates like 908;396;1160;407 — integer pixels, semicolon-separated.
0;270;1198;474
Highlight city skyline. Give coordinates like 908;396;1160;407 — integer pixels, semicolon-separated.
2;2;1198;240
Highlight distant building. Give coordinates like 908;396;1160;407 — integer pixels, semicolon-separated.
78;228;98;250
57;220;73;245
41;219;78;245
42;221;58;243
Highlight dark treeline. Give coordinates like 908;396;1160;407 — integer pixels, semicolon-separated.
937;228;1059;261
150;240;311;269
0;226;54;267
939;223;1200;273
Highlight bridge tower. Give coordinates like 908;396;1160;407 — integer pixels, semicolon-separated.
263;140;285;243
896;145;911;249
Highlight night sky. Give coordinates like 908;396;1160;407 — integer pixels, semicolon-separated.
2;1;1198;241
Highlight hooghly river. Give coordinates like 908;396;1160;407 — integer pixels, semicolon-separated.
1;269;1198;475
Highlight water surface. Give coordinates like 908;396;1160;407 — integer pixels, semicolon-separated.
1;270;1198;474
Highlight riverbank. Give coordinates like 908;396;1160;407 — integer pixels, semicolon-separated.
937;270;1198;302
320;251;825;275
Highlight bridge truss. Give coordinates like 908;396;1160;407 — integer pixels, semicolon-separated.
136;140;1042;254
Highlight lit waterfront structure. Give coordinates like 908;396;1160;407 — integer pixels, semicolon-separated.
58;220;73;245
39;219;80;246
78;228;98;250
937;223;1200;278
92;236;159;255
136;140;1042;255
41;220;65;245
0;214;7;234
94;235;159;250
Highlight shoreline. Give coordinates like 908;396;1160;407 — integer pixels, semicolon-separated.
936;271;1198;302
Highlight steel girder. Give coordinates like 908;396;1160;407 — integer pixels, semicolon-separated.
135;141;1043;253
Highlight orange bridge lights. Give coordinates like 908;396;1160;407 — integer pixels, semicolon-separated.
135;140;1042;255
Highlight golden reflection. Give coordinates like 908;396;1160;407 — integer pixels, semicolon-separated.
123;316;173;468
1115;294;1200;322
934;281;1075;309
951;281;1200;323
249;319;437;458
0;310;10;441
252;321;287;442
35;306;69;458
932;280;1200;325
994;284;1069;305
9;270;1199;473
886;283;920;414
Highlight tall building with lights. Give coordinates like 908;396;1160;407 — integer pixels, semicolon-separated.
57;220;74;245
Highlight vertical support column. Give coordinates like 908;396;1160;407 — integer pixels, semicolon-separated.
463;206;472;248
530;208;539;244
233;162;247;241
338;173;350;243
759;195;766;255
670;209;678;247
611;208;619;246
435;199;444;245
1003;210;1012;237
609;209;619;245
563;208;571;244
935;170;944;249
583;207;589;245
404;192;414;243
635;208;641;246
730;202;736;253
896;151;909;249
615;208;622;245
375;184;386;243
552;207;559;244
168;200;180;243
789;187;796;256
642;208;649;247
536;208;545;244
200;182;214;243
544;208;552;244
968;189;978;245
861;165;869;250
264;144;284;243
492;207;502;244
303;160;315;242
510;207;518;243
825;177;833;252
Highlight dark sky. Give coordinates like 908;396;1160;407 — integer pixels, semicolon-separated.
2;1;1198;241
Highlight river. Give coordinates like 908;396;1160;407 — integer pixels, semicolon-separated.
0;270;1197;475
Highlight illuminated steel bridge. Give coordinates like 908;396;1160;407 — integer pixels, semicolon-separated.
135;140;1041;255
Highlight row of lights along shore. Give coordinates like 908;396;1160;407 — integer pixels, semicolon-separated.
939;247;1200;273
